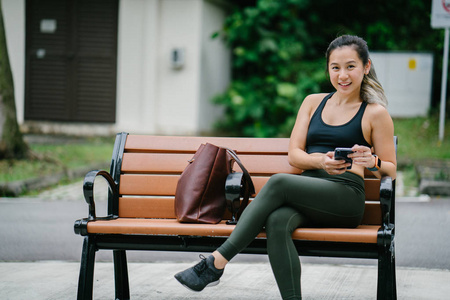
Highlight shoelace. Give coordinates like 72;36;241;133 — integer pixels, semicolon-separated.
193;254;208;275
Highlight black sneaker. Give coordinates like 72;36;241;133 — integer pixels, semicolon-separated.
174;254;224;292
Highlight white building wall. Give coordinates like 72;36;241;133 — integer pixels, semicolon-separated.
198;0;229;134
155;0;202;135
116;0;160;134
112;0;231;135
116;0;231;135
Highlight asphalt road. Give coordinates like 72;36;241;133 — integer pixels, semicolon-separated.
1;180;449;270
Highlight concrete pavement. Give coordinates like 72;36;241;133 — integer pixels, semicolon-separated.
1;261;450;299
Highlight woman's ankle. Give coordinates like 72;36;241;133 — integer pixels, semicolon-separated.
212;251;228;269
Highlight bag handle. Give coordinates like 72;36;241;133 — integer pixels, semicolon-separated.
226;148;255;194
225;148;255;220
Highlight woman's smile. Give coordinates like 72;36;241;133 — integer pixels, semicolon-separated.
328;46;370;98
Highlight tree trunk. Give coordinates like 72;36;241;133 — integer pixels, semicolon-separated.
0;0;29;159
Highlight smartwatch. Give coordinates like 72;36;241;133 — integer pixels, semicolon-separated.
368;154;381;171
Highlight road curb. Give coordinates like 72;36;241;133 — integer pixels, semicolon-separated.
417;161;450;196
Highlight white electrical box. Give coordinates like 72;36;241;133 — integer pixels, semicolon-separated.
370;52;434;117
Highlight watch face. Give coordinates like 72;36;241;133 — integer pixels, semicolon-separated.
377;156;382;169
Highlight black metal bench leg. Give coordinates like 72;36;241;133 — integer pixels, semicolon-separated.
77;236;97;300
113;250;130;300
377;246;397;300
391;254;397;298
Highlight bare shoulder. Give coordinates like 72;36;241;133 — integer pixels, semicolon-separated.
304;93;328;104
364;103;394;145
292;93;329;134
300;93;328;112
365;102;393;123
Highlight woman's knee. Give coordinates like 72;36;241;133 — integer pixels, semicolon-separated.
265;206;303;236
264;173;293;193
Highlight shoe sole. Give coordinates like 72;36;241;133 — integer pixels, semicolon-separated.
176;278;220;292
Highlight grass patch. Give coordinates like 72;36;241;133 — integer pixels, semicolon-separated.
0;136;114;182
400;164;420;196
392;115;449;196
393;115;450;161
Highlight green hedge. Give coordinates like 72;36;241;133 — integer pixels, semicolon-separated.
213;0;326;137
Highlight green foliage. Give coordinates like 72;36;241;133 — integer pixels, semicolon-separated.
213;0;444;137
213;0;326;137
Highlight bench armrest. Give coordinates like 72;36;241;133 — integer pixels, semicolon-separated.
379;176;393;226
380;176;393;200
82;170;119;220
377;176;395;251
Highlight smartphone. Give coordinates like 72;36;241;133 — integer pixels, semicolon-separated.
334;147;354;169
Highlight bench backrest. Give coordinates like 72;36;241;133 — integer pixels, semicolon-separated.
108;133;388;226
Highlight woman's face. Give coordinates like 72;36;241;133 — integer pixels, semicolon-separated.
328;46;371;98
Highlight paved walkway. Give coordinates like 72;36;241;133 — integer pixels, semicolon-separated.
1;261;449;299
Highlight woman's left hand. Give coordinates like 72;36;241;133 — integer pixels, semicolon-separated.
348;144;375;169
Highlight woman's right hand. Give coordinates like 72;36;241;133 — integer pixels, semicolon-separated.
322;151;350;175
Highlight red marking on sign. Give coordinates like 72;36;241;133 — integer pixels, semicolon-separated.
443;0;450;13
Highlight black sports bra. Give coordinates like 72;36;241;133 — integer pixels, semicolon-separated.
306;93;372;154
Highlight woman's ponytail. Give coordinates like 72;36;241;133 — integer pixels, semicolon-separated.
361;63;388;108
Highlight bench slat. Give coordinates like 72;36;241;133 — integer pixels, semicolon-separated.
121;153;302;175
86;219;379;244
121;153;192;174
362;202;382;225
118;197;382;225
364;178;380;201
119;174;381;202
124;135;290;154
119;174;180;196
119;174;272;196
119;197;234;219
119;197;176;218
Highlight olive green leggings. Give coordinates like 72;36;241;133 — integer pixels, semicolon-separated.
217;170;365;300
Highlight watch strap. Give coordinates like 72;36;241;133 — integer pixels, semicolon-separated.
368;154;381;171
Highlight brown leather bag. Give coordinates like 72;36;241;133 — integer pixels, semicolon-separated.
174;143;254;224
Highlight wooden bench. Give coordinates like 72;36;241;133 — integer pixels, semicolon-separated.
74;132;397;300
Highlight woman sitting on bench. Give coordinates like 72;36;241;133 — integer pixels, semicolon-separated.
174;35;397;300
